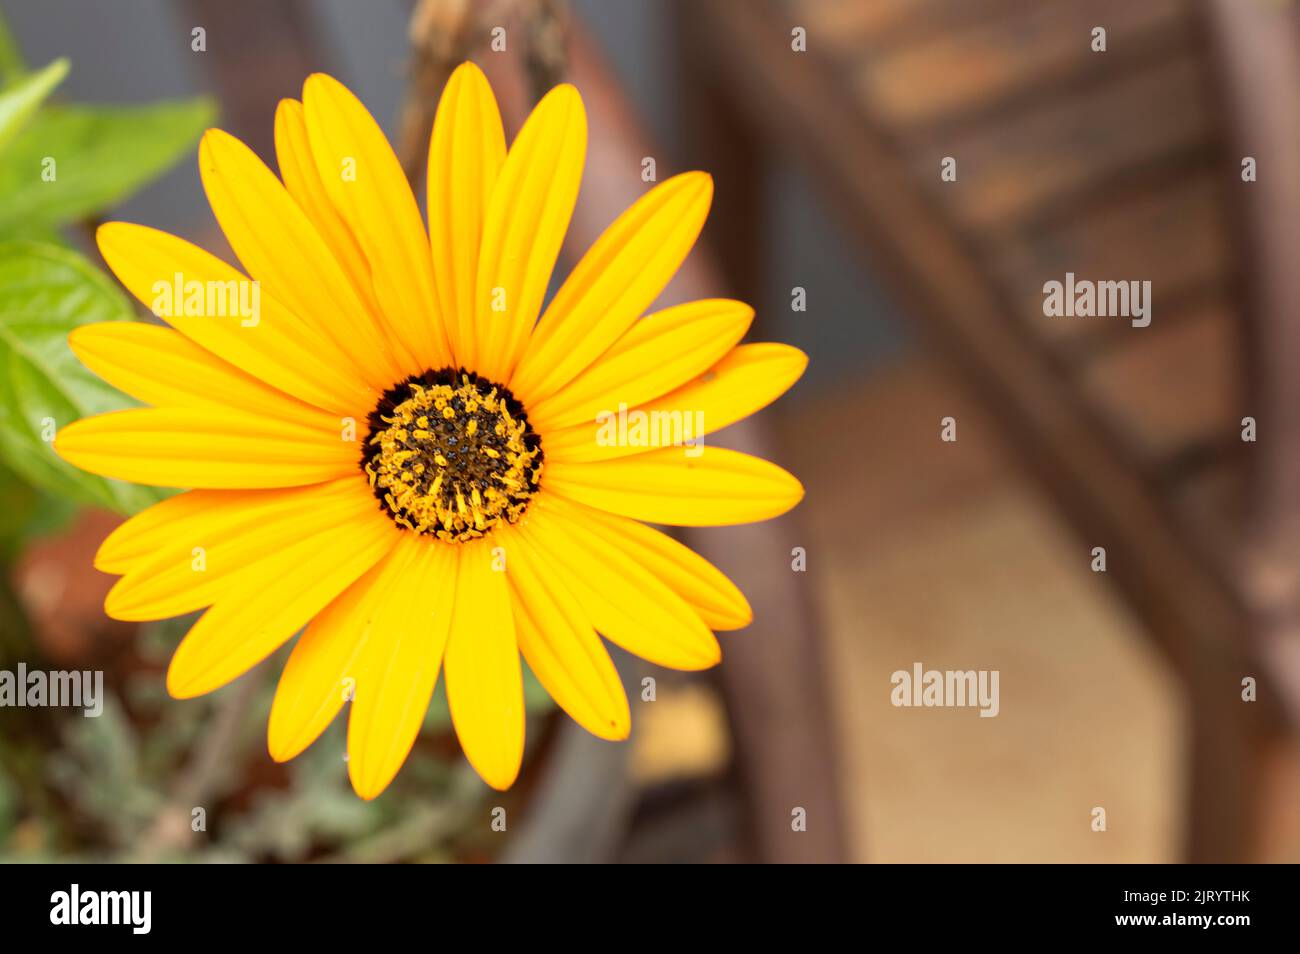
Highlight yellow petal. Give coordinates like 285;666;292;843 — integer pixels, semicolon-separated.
475;83;586;383
68;322;340;430
499;525;629;740
268;541;417;763
544;446;803;527
274;98;385;324
347;537;457;799
510;171;713;405
199;128;402;390
545;343;808;463
528;299;752;433
97;222;372;417
103;478;372;621
55;407;358;489
516;495;721;670
443;539;524;790
427;62;506;370
166;504;398;698
302;72;450;373
542;494;751;631
95;487;288;574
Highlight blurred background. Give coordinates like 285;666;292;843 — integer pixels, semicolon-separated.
1;0;1299;863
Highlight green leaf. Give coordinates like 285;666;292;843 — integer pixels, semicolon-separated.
0;460;37;560
0;457;77;561
0;58;67;152
0;240;165;513
0;96;215;237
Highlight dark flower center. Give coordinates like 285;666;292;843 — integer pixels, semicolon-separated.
361;368;542;542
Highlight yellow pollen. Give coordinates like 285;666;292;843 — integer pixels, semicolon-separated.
363;372;541;543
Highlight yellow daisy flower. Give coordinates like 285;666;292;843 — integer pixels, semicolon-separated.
53;64;806;798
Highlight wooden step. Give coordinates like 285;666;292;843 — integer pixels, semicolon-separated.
1079;301;1239;465
917;53;1217;231
992;170;1235;346
790;0;1032;59
853;0;1194;131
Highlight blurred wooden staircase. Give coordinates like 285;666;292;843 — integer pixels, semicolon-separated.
679;0;1300;861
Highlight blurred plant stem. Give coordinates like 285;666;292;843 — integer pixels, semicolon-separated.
129;670;263;862
314;769;481;864
0;564;31;661
0;563;65;840
398;0;567;181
